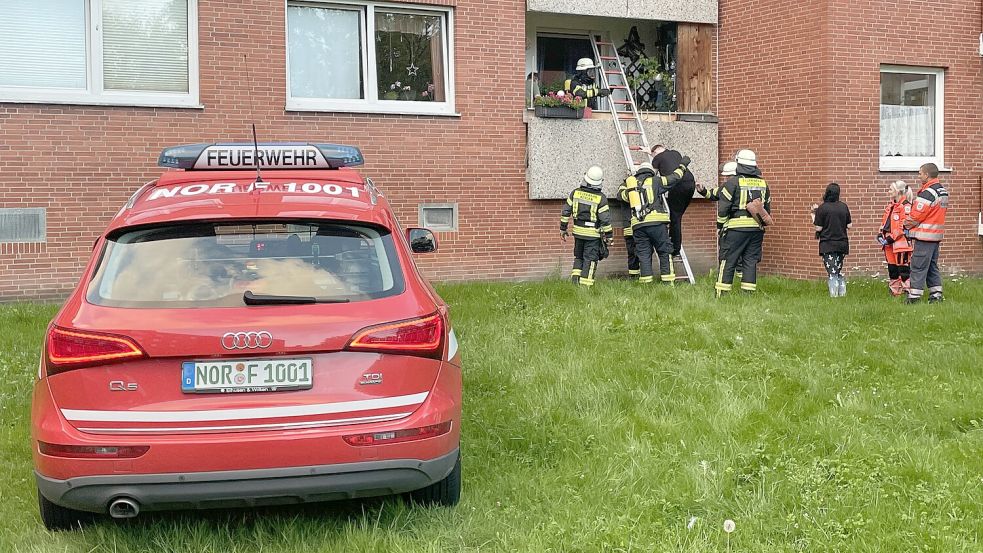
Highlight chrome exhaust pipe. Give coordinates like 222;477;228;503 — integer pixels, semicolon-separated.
108;497;140;519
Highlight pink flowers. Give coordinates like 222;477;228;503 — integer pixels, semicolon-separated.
533;91;587;109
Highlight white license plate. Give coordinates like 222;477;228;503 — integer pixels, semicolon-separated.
181;358;313;393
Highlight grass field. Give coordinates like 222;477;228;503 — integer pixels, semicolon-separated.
1;277;982;552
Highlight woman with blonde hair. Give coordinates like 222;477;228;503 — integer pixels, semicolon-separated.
878;180;915;296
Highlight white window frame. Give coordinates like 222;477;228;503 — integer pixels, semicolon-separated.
879;65;945;172
286;0;456;116
0;0;200;108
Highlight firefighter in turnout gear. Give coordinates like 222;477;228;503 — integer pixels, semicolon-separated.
698;162;745;282
716;150;771;296
618;159;690;284
564;58;611;105
561;166;613;287
903;163;948;304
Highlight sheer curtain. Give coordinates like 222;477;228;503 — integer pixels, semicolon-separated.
288;6;363;99
880;105;934;157
103;0;190;92
0;0;86;89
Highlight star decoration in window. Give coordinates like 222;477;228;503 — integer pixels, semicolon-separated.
406;63;419;76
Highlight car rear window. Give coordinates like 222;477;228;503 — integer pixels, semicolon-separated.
87;221;405;308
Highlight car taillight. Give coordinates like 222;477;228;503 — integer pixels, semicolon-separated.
346;313;444;359
343;421;452;446
38;441;150;459
45;326;146;375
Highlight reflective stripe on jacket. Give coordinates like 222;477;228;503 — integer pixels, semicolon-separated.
880;200;912;254
907;179;948;242
561;186;612;238
617;166;686;229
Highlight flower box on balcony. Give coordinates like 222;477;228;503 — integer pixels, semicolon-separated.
534;105;585;119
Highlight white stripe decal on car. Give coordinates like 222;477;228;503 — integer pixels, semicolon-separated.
447;329;458;360
77;412;412;434
62;392;429;423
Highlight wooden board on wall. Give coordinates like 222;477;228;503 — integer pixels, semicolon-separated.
676;24;713;113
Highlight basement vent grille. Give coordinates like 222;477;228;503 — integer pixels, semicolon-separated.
0;208;46;243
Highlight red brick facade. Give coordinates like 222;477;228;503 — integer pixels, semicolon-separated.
718;0;983;278
1;0;981;300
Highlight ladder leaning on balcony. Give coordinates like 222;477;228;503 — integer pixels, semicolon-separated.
589;33;696;284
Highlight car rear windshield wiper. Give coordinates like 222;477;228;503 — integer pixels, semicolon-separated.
243;290;351;305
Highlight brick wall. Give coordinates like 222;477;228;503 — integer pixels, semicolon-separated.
0;0;561;301
718;0;983;279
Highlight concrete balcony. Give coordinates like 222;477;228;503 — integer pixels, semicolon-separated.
526;113;718;200
526;0;716;24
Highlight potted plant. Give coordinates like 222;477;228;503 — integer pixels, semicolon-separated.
533;91;587;119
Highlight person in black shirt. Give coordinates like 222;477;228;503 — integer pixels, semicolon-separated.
651;145;697;257
810;183;852;297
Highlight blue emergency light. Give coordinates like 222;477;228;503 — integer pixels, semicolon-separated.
158;142;364;170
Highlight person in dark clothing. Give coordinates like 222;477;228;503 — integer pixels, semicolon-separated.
618;160;689;284
620;205;640;278
810;183;852;297
715;149;771;296
564;58;610;109
651;145;697;257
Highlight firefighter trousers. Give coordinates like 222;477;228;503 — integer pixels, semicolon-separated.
624;235;640;276
634;224;674;284
571;237;602;287
717;230;764;294
908;239;942;299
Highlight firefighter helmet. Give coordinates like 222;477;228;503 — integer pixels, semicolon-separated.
575;58;596;71
583;166;603;187
720;161;738;176
736;149;757;166
636;162;655;174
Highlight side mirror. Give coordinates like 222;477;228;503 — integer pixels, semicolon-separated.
407;228;437;253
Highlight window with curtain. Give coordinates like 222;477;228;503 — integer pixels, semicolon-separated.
287;1;453;115
879;66;944;170
0;0;198;106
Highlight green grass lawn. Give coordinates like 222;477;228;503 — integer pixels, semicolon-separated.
2;277;982;552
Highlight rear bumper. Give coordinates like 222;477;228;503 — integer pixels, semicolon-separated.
37;448;459;514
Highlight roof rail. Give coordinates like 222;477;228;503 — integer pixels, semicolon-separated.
158;142;364;171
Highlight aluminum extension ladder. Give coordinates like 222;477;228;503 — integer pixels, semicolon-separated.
590;34;696;284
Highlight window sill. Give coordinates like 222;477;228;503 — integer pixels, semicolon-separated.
286;100;460;117
879;162;953;173
0;95;203;110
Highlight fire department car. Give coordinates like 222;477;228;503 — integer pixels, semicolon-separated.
31;143;462;530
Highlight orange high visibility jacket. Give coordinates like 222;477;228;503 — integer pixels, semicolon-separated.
880;200;913;256
906;178;948;242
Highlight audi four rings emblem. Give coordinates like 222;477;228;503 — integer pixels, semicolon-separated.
221;331;273;350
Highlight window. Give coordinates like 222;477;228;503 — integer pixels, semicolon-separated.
287;1;454;115
880;66;944;171
87;222;405;308
419;203;457;231
0;0;199;107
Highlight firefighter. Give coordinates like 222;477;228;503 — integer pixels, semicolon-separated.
903;163;948;303
618;159;690;284
561;166;613;287
698;162;745;281
878;180;914;297
716;150;771;296
564;59;611;104
651;145;698;257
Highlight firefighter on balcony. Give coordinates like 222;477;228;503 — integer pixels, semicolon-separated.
564;58;611;108
561;166;613;287
618;159;690;284
715;150;772;296
903;163;949;304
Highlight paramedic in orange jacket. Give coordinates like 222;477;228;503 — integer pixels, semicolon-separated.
879;180;914;297
903;163;948;304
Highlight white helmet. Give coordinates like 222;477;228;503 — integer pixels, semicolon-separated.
720;161;738;176
636;162;655;173
735;149;757;167
575;58;596;71
583;166;603;187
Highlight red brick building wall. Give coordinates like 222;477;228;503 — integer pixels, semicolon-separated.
0;0;560;301
718;0;983;278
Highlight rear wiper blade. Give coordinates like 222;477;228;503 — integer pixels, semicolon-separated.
243;290;350;305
